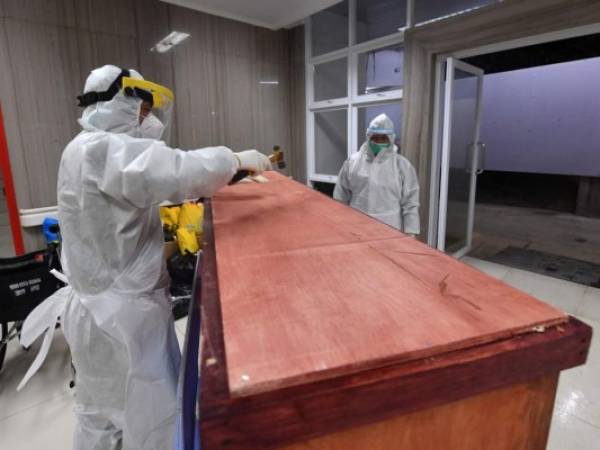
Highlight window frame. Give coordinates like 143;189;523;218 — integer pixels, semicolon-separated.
305;0;504;186
306;0;411;184
309;106;350;183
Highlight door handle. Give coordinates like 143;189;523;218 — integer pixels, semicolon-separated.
465;142;476;173
476;142;486;175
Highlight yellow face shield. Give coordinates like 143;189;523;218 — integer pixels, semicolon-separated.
121;77;174;109
121;76;174;142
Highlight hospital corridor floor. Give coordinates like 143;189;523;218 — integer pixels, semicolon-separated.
0;260;599;449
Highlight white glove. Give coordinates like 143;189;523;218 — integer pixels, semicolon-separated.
234;150;272;175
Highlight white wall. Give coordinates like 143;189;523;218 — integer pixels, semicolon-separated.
480;57;600;177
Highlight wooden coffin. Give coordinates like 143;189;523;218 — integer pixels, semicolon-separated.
197;172;591;449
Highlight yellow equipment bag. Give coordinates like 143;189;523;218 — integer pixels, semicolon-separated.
176;227;199;255
160;206;180;233
178;202;203;234
176;202;204;254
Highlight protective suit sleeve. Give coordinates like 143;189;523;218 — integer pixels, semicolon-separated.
333;160;352;204
399;157;421;235
97;137;238;207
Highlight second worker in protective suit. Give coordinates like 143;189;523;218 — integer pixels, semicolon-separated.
18;65;271;450
333;113;420;236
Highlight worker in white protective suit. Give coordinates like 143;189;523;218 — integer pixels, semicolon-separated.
333;113;420;236
17;65;271;450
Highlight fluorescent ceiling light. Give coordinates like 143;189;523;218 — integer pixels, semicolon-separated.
259;81;280;85
151;31;190;53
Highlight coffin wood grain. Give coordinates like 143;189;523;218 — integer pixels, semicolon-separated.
211;173;567;397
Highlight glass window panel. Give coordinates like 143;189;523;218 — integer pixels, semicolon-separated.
356;0;407;43
357;44;403;96
415;0;497;25
314;58;348;102
311;0;349;57
315;109;348;176
357;103;402;150
312;181;335;197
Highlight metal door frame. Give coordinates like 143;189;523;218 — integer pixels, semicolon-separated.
435;58;484;257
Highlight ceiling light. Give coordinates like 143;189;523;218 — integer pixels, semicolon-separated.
259;81;279;85
151;31;190;53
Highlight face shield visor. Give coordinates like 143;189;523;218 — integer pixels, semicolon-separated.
121;76;174;142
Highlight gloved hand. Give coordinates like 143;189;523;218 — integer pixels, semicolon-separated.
234;150;272;175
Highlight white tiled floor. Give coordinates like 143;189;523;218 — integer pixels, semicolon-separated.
1;262;598;449
0;317;188;449
464;256;600;450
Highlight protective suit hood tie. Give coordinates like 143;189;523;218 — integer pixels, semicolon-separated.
17;270;72;391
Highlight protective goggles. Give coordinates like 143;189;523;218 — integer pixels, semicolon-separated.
367;126;394;136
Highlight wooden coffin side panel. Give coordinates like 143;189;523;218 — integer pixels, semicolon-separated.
199;199;229;404
199;308;591;448
279;374;559;450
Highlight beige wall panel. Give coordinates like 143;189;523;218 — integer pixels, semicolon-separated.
0;0;76;27
255;33;292;166
216;16;263;152
82;32;139;74
75;0;136;36
218;15;254;58
219;53;258;151
134;0;173;86
255;58;291;166
288;25;306;183
255;27;289;64
168;7;223;149
3;19;81;207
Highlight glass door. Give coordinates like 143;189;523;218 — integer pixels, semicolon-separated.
437;58;484;257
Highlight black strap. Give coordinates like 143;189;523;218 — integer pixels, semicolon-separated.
130;86;153;106
76;68;130;107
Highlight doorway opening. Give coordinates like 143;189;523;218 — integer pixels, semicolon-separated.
432;32;600;287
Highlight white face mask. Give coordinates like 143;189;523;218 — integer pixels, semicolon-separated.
138;113;165;140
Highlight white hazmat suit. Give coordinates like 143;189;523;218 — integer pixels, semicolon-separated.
18;65;270;450
333;113;420;235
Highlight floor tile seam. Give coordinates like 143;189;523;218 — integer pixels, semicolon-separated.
0;389;71;423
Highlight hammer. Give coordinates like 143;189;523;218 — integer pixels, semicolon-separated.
270;145;286;170
229;146;286;184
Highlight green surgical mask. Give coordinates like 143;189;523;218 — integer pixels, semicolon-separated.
369;141;389;156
